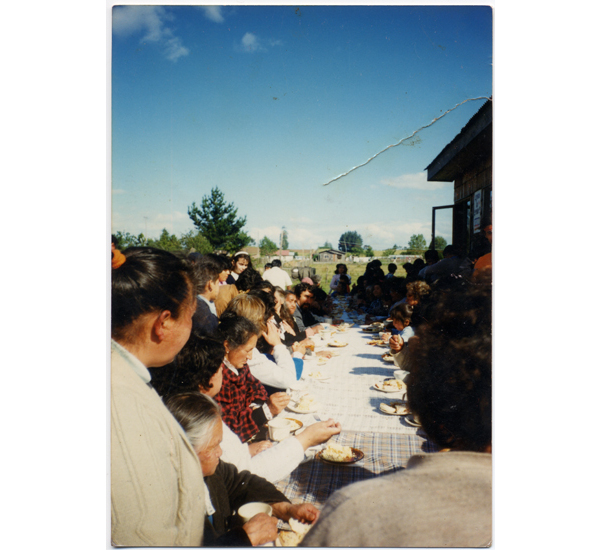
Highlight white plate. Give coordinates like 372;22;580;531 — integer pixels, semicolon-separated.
328;341;348;347
379;402;410;416
405;415;422;427
307;372;330;381
381;353;395;363
374;379;407;393
287;401;319;414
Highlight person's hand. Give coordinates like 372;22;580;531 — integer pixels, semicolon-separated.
268;392;291;416
271;502;320;523
292;341;307;356
389;335;404;353
381;332;391;343
248;440;273;457
281;320;296;336
242;513;279;546
295;419;341;450
288;503;320;524
262;320;282;347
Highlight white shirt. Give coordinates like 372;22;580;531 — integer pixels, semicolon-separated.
220;421;305;483
247;345;302;390
262;266;293;289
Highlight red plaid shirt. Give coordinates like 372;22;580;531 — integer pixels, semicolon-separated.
215;362;269;443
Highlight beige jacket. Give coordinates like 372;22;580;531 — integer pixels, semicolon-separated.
111;341;205;546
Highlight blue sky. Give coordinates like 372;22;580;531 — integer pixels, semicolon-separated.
111;4;492;250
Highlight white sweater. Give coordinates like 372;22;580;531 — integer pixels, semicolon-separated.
111;341;205;546
247;344;302;390
220;421;305;483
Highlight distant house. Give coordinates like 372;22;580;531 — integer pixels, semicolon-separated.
317;248;346;262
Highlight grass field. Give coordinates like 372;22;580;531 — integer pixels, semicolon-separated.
254;261;409;290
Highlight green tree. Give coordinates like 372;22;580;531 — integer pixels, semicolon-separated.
407;234;427;251
259;236;278;256
339;231;363;253
430;235;448;250
383;244;398;257
281;229;289;250
188;187;253;254
147;228;181;252
364;245;375;258
323;241;332;249
114;231;147;248
180;230;213;254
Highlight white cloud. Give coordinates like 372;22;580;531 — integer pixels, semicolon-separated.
380;172;450;191
164;37;189;62
200;6;225;23
240;32;265;53
236;33;283;53
112;6;189;62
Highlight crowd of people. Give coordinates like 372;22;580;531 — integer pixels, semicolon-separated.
110;222;492;547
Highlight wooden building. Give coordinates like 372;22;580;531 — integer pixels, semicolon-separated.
317;248;346;262
426;99;492;255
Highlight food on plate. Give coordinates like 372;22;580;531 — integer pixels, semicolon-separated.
296;394;315;412
308;371;324;378
277;519;313;546
380;401;410;415
328;340;348;347
321;442;353;462
382;353;394;362
368;340;385;346
382;379;404;390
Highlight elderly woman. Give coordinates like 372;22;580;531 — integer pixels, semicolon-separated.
302;283;492;547
111;247;205;546
166;392;321;546
155;333;341;483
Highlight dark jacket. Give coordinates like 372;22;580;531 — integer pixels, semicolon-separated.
192;297;219;336
203;460;290;546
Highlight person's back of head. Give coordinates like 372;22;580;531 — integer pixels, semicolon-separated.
271;259;282;268
387;263;397;274
150;332;226;398
235;266;264;291
264;262;272;270
424;249;439;265
443;244;459;258
407;283;491;452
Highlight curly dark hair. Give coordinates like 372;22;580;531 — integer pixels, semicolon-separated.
406;283;491;451
149;332;226;398
235;266;264;291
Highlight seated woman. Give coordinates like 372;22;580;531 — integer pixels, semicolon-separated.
214;313;289;442
329;263;351;294
111;247;205;546
302;283;492;547
165;392;321;546
225;292;300;391
158;333;341;483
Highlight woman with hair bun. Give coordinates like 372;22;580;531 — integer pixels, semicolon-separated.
111;247;205;547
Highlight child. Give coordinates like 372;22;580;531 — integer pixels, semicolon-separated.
385;263;397;279
388;303;415;371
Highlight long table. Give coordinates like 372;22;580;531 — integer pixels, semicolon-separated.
274;303;439;508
